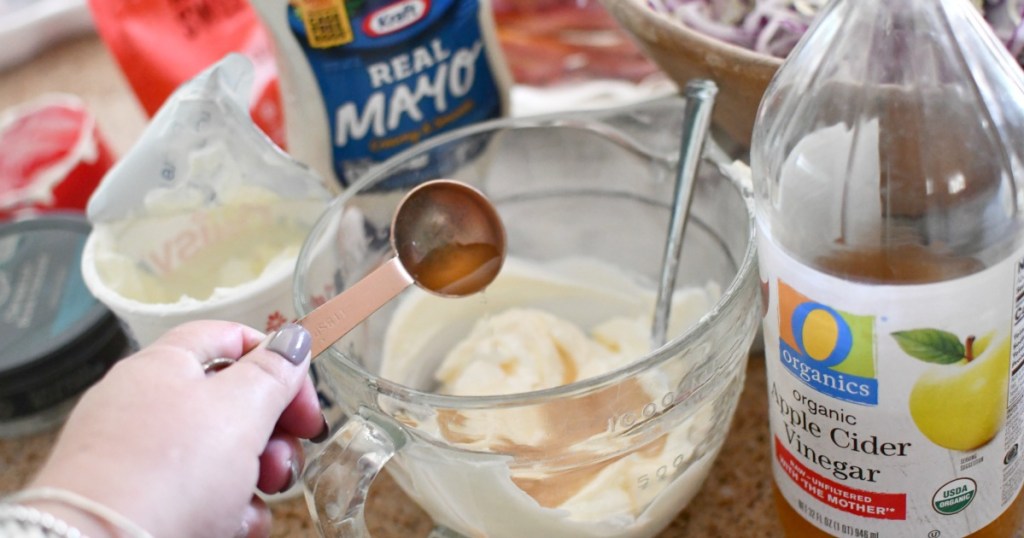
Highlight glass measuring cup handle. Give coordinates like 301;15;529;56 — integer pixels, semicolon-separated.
302;414;397;537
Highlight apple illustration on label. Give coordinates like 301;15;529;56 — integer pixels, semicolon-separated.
894;329;1010;452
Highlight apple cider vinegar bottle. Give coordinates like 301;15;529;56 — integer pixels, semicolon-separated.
751;1;1024;536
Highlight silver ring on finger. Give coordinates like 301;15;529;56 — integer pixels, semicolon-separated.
202;357;236;375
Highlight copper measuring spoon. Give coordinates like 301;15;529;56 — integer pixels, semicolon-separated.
298;179;507;359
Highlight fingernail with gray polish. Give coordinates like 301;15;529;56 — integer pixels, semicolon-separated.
266;324;312;365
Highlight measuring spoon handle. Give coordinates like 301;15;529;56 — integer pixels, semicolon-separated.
298;257;413;358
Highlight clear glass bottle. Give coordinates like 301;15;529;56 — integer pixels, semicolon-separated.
752;0;1024;536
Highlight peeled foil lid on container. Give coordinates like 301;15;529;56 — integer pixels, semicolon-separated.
0;0;94;72
81;54;332;338
87;53;332;224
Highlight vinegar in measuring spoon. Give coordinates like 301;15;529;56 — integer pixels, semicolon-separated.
299;179;506;358
405;242;504;296
392;179;505;297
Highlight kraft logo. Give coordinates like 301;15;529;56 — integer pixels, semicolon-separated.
778;281;879;405
363;0;429;37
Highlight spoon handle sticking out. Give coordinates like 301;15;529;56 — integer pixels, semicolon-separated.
298;257;412;359
651;79;718;349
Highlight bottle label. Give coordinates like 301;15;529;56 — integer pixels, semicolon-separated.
759;229;1024;536
286;0;507;189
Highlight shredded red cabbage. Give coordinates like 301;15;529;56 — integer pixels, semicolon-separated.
986;0;1024;62
648;0;1024;65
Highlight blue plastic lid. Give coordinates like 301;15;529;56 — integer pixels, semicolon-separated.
0;213;127;419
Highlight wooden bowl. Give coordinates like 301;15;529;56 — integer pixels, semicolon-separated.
600;0;783;147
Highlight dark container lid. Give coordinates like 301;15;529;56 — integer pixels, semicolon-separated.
0;213;128;420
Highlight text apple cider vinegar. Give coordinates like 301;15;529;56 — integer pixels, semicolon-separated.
751;1;1024;536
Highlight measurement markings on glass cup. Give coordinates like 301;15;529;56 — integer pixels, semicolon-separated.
606;386;706;490
606;389;690;432
637;450;693;490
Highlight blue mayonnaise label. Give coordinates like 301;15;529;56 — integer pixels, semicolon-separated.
285;0;508;188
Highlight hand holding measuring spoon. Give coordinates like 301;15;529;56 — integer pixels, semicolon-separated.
298;179;507;358
10;180;505;538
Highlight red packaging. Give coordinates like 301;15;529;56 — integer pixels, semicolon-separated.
0;94;115;221
86;0;285;148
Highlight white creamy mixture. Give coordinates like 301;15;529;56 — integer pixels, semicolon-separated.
436;308;651;396
380;257;725;536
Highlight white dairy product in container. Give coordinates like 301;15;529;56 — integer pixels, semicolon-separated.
378;256;725;536
87;161;315;307
87;197;313;306
82;175;326;344
81;55;332;345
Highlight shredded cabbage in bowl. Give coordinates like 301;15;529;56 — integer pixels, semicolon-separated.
648;0;1024;64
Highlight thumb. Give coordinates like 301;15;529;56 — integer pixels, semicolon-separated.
212;323;313;440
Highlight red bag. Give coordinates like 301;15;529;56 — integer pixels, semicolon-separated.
87;0;285;148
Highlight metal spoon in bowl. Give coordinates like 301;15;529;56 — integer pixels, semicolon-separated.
650;79;718;348
298;179;507;359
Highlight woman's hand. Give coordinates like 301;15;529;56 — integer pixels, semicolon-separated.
24;320;325;538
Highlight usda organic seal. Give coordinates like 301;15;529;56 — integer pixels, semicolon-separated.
932;478;977;515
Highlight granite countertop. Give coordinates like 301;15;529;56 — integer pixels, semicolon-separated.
0;35;784;537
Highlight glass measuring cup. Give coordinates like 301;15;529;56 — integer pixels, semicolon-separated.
293;96;760;538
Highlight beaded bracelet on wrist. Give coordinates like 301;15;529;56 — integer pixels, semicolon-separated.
0;502;84;538
2;487;153;538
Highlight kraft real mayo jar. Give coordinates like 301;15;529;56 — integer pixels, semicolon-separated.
250;0;513;191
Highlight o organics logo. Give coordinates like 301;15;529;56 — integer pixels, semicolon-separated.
778;281;878;405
